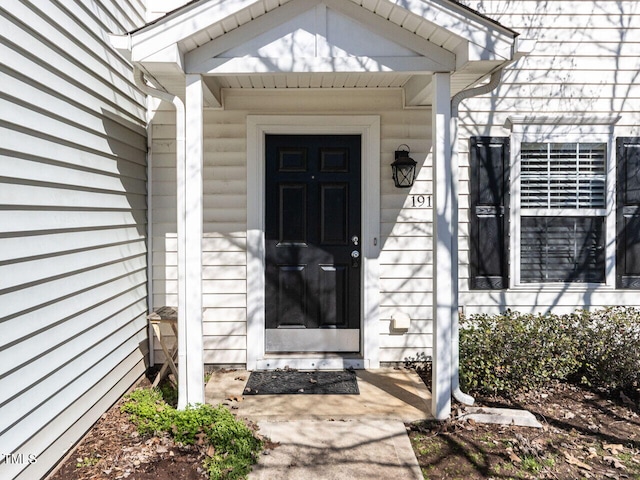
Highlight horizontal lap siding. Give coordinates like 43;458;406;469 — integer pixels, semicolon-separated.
0;1;147;479
151;90;434;366
379;110;433;363
458;0;640;313
151;107;248;365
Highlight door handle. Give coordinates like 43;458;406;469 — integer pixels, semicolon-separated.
351;250;360;268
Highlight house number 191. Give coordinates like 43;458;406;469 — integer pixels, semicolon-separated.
411;195;432;208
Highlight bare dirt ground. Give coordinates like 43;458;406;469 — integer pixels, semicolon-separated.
409;380;640;479
50;372;640;480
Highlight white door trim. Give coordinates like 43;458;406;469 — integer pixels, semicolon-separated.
246;115;381;370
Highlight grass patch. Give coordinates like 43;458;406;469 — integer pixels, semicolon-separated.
121;388;263;480
75;455;99;468
520;455;543;474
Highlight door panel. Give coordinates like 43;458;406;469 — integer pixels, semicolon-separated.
318;264;347;327
321;184;349;244
279;184;307;243
265;134;361;352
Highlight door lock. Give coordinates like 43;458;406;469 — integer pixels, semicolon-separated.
351;250;360;268
352;235;359;246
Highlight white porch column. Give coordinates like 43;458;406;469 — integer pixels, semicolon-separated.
431;72;453;420
177;74;205;408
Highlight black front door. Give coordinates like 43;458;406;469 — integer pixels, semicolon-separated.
265;134;361;352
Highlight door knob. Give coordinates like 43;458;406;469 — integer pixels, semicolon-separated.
351;250;360;268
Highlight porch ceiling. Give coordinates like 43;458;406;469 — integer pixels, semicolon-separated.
120;0;520;107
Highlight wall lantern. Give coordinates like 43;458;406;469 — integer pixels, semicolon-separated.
391;145;417;188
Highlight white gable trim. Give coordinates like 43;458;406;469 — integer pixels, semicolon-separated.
185;0;321;71
185;1;456;74
324;0;455;63
128;0;515;68
131;0;262;61
393;0;515;60
246;115;381;370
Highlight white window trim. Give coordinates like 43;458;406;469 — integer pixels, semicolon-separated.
507;117;618;289
246;115;381;370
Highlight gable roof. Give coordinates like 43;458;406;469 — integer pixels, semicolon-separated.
114;0;521;106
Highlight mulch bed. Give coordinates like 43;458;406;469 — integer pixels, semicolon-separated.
49;377;206;480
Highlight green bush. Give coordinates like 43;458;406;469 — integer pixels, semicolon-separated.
459;307;640;396
459;310;581;395
572;306;640;390
121;388;263;480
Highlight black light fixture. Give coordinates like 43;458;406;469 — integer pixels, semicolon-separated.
391;144;417;188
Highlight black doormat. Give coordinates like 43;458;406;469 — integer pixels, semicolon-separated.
243;370;359;395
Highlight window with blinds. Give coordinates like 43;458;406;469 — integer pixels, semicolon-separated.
521;217;605;283
519;142;607;283
520;143;606;209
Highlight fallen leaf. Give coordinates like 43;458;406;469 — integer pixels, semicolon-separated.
507;448;522;464
603;455;626;470
563;452;592;471
206;445;216;457
603;443;624;454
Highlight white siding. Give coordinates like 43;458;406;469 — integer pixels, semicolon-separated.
0;1;147;479
150;89;435;365
457;0;640;314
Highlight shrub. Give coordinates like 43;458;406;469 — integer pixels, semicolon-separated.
572;306;640;391
459;307;640;396
459;310;581;396
121;388;263;480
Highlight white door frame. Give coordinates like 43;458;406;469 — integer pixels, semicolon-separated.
246;115;381;370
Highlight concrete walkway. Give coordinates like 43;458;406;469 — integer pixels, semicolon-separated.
205;368;432;480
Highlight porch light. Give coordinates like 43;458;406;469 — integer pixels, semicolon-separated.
391;145;417;188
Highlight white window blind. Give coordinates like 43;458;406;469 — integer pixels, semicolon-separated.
520;143;606;209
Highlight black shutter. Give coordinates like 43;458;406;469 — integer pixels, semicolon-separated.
616;138;640;288
469;137;510;289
